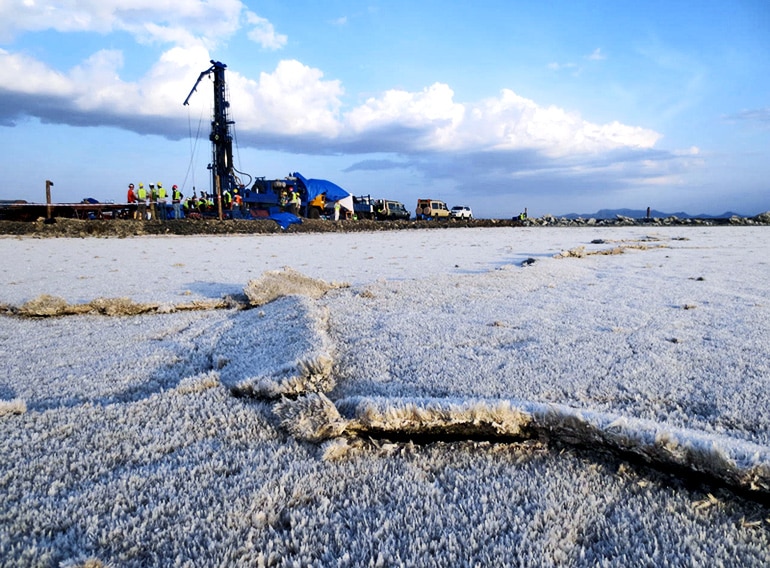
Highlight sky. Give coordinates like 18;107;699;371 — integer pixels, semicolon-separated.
0;0;768;218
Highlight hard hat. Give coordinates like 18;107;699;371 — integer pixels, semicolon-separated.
139;183;144;188
149;183;155;187
234;189;238;193
172;184;178;189
157;182;162;187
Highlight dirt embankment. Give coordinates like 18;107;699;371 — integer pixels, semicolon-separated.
0;217;518;237
0;211;767;238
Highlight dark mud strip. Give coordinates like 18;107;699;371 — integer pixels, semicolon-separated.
355;422;770;511
0;295;250;318
555;434;770;509
329;397;770;505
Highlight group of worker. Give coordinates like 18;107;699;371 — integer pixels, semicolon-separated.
126;182;184;220
220;188;244;212
126;181;252;220
181;190;242;216
125;181;344;220
279;186;302;216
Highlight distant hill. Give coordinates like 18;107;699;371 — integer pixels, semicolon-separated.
559;208;747;220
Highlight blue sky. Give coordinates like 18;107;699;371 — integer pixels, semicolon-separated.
1;1;768;217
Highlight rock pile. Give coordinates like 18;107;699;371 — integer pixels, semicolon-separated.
523;212;770;227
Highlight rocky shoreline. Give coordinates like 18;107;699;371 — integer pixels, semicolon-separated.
0;212;767;238
528;211;770;227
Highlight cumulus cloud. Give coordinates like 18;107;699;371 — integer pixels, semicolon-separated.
338;83;660;157
246;12;288;50
0;41;662;159
232;60;344;138
0;48;73;97
0;0;245;46
0;43;214;127
345;83;465;149
0;1;683;197
348;84;660;156
0;46;345;145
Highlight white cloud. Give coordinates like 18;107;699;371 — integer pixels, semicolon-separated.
0;43;215;119
233;60;343;135
530;96;656;153
145;45;219;113
345;83;465;147
0;41;661;158
588;48;606;61
0;0;245;46
0;48;73;96
69;50;132;111
345;86;660;155
0;1;662;163
245;11;287;50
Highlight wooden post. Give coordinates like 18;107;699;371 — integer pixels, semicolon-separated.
45;180;54;221
215;175;223;221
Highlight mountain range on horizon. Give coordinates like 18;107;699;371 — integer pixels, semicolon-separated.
558;208;751;220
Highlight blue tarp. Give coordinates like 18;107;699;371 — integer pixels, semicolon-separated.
292;172;350;203
268;211;302;230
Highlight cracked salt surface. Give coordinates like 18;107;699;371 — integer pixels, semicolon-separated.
325;230;770;447
0;226;769;566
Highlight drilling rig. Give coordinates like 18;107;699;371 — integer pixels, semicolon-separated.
183;60;235;209
183;60;353;220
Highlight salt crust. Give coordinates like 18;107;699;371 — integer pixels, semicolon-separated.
1;227;769;566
